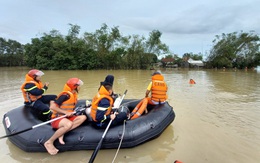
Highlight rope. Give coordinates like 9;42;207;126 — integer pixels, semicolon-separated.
111;120;126;163
111;99;139;162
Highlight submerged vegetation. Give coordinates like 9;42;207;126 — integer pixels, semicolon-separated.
1;24;259;69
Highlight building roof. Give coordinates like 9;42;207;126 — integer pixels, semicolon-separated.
161;58;174;63
188;59;204;66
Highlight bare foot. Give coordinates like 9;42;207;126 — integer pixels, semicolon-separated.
44;141;59;155
59;135;65;145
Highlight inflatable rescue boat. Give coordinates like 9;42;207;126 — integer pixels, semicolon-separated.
2;99;175;152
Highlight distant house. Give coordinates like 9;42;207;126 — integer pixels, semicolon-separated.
161;58;177;68
188;59;204;67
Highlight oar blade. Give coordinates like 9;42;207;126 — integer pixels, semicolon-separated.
0;127;32;139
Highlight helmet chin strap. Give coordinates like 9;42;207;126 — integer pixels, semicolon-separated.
34;76;40;83
75;86;79;93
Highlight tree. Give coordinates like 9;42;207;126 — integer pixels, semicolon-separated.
207;31;260;68
25;30;65;69
145;30;169;56
125;35;145;69
182;52;203;61
83;23;122;69
0;37;24;66
20;24;172;70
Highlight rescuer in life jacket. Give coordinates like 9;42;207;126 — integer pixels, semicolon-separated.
99;74;119;101
91;84;128;128
44;78;87;155
130;71;168;120
21;69;57;121
145;71;168;104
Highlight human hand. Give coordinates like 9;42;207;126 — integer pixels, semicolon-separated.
74;106;86;116
110;114;116;120
44;82;49;87
112;93;119;99
66;111;74;117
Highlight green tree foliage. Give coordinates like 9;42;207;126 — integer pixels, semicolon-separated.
173;54;183;66
122;30;169;69
207;31;260;68
0;37;24;66
2;24;169;69
83;24;123;69
182;52;203;61
125;35;145;69
145;30;169;56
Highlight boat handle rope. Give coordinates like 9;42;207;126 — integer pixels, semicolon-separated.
111;119;126;163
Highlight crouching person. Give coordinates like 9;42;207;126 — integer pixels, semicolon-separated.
21;69;57;121
44;78;87;155
91;84;128;128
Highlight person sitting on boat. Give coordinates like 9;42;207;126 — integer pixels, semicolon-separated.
44;78;87;155
100;75;114;89
91;84;128;128
145;71;168;104
99;74;119;101
130;71;168;120
21;69;57;121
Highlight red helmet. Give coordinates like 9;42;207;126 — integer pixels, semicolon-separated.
66;78;84;90
28;69;44;78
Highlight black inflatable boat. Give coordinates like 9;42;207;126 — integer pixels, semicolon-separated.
2;99;175;152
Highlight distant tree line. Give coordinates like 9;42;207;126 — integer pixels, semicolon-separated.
1;24;259;69
0;37;24;66
23;24;168;70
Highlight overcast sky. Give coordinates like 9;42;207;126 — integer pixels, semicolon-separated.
1;0;260;58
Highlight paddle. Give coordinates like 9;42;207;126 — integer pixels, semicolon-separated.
0;113;73;139
88;90;128;163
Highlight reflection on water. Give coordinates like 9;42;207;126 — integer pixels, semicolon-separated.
112;125;175;163
1;67;260;163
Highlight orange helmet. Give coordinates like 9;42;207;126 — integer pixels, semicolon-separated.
66;78;84;90
28;69;44;78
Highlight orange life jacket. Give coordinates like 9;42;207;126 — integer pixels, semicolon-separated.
21;74;44;103
91;85;113;122
151;74;168;102
51;84;78;118
130;98;148;120
189;79;196;84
